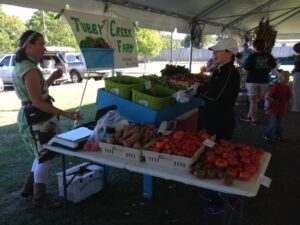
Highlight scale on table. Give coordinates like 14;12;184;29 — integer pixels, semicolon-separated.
48;127;93;150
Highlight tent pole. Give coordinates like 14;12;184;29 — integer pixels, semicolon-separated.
189;41;193;71
170;32;173;63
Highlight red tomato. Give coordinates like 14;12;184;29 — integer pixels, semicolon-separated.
239;171;252;181
206;154;216;163
214;147;224;155
244;164;258;175
228;158;239;167
214;158;228;169
225;168;238;178
241;157;251;164
257;148;265;155
239;150;250;157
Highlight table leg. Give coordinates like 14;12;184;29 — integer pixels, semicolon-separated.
143;175;153;199
222;194;234;225
239;197;244;225
61;154;68;207
103;165;110;187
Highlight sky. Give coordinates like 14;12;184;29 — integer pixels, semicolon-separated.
2;4;35;22
2;4;186;39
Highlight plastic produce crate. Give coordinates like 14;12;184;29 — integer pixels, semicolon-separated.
56;162;104;203
132;85;176;110
105;76;144;99
99;142;143;162
142;145;207;171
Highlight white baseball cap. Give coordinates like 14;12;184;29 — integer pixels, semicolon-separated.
209;38;238;55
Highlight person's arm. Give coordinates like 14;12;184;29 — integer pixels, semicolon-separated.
269;55;277;69
46;69;63;86
23;69;83;121
243;55;253;71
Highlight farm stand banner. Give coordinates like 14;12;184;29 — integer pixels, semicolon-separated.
64;10;138;69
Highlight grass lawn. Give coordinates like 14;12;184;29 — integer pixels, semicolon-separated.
0;80;300;225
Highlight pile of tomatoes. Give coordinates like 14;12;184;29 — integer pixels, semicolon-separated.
191;139;265;185
151;130;211;157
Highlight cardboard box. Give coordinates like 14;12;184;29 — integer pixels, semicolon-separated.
57;162;104;203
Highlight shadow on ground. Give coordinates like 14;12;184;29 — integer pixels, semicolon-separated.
0;105;299;225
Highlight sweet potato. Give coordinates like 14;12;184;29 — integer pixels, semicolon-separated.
122;126;140;139
126;133;142;146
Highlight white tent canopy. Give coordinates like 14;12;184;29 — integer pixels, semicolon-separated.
2;0;300;38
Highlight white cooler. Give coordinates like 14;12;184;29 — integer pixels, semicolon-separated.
56;162;104;203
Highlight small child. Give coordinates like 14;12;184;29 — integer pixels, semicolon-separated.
264;71;291;142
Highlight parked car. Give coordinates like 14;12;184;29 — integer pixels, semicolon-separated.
62;52;110;82
62;52;86;83
0;52;69;85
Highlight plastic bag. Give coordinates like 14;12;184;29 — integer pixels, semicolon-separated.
173;83;200;103
84;110;128;151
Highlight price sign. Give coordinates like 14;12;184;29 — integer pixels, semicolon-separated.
259;175;272;188
203;139;216;148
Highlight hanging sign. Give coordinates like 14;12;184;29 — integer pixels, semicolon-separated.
63;10;138;69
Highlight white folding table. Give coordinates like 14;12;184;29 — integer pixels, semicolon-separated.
44;144;271;225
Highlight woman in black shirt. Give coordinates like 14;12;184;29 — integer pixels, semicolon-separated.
243;39;277;124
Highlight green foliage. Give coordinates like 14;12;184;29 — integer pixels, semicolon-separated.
26;10;78;50
136;28;163;57
161;34;182;50
0;8;26;53
181;34;216;48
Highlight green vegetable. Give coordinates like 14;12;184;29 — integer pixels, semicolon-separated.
160;64;191;77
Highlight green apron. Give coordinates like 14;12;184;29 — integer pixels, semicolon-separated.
13;59;61;159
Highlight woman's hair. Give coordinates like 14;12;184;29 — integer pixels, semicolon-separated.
15;30;43;63
293;42;300;54
253;39;265;51
225;49;235;63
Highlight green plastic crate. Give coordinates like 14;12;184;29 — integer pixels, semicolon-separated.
105;76;144;99
132;85;176;111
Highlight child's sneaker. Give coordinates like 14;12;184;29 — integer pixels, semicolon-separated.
240;116;251;122
263;136;271;142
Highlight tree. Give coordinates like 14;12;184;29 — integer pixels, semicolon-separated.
181;34;216;48
161;34;182;50
0;6;26;53
181;34;191;48
26;10;78;50
136;28;163;66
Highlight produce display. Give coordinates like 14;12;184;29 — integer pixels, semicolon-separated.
160;64;190;77
80;36;111;48
105;124;158;149
190;140;265;186
143;73;209;93
168;73;210;91
150;130;211;157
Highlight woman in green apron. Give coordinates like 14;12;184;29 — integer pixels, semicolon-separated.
13;30;83;208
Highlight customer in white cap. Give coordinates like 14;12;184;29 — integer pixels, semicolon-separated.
200;38;240;140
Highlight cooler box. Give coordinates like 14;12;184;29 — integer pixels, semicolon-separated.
56;162;104;203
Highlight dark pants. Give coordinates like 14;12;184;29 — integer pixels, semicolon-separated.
203;109;236;141
264;114;283;138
